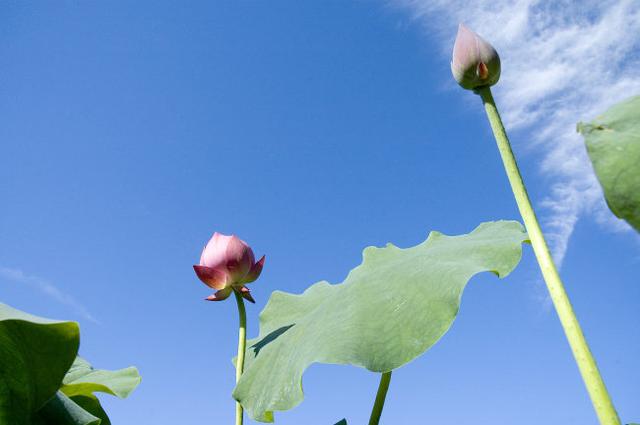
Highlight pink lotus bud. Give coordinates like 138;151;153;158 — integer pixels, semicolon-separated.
193;232;265;303
451;24;501;90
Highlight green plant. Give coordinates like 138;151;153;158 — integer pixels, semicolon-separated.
0;303;140;425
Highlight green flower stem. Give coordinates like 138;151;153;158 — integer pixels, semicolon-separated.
477;86;620;425
368;371;392;425
234;290;247;425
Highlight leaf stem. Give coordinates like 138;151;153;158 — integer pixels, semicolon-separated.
476;86;620;425
234;290;247;425
368;371;392;425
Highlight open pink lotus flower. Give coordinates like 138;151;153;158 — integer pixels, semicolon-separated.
193;232;265;303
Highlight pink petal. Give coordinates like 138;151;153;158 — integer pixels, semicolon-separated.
205;287;233;302
452;23;479;70
224;235;254;282
193;265;228;290
243;255;265;284
199;232;232;268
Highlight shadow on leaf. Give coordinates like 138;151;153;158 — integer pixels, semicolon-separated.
251;324;295;357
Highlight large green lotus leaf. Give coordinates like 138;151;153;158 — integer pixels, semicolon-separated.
234;221;528;421
61;356;141;399
578;95;640;232
35;391;101;425
0;303;80;424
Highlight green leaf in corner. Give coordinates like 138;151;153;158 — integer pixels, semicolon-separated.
234;221;528;421
0;303;80;425
37;357;141;425
578;95;640;232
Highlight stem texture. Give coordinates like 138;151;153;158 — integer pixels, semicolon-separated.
477;86;620;425
368;371;392;425
234;290;247;425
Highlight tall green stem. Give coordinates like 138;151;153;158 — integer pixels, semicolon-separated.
476;86;620;425
234;290;247;425
368;371;392;425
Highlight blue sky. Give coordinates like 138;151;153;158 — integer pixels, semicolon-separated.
1;1;638;424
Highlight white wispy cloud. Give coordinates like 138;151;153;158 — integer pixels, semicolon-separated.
393;0;640;265
0;266;97;323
